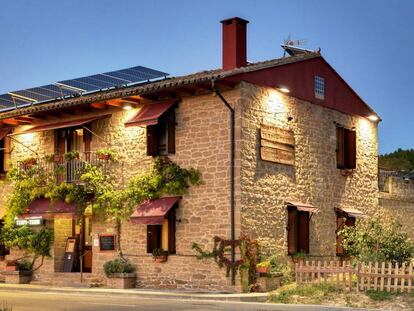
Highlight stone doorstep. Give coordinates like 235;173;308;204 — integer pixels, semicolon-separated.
0;284;269;303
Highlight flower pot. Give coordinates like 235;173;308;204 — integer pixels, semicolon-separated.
53;155;62;163
97;154;111;161
106;273;136;289
256;266;270;274
256;272;283;292
154;256;168;263
4;270;32;284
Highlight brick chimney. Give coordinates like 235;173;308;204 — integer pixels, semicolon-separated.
221;17;249;71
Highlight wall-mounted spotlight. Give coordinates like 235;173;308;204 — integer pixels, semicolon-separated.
367;114;379;122
277;86;290;93
123;103;133;111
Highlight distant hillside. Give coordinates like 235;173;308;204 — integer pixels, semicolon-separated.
379;148;414;172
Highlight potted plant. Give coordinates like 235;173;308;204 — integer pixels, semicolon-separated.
103;258;136;289
96;149;116;161
64;151;80;161
292;251;306;264
256;261;271;274
45;154;62;163
4;259;33;284
152;248;168;263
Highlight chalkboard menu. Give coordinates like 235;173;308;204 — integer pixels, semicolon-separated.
99;235;116;251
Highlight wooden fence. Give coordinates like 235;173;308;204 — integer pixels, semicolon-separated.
295;260;414;293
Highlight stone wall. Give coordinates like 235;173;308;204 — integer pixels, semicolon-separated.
238;82;379;259
379;176;414;239
0;89;242;292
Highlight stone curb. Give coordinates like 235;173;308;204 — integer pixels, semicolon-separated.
0;284;269;303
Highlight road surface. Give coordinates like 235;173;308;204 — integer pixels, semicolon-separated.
0;288;367;311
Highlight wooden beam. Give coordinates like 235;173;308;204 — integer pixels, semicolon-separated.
3;118;20;126
106;99;123;107
122;97;141;104
91;102;107;110
15;116;34;124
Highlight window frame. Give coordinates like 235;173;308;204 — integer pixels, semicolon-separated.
0;136;11;176
287;207;310;255
146;108;176;157
315;76;325;100
146;206;176;255
336;126;356;170
336;212;356;256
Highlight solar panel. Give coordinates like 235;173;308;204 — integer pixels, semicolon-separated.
0;65;169;113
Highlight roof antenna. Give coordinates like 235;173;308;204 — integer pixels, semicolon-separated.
281;35;319;57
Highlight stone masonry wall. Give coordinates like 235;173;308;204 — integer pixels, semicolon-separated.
239;82;379;259
0;89;242;292
379;177;414;239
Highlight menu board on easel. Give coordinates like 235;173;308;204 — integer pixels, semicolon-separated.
63;237;78;272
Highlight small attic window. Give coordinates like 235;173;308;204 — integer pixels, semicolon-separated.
315;76;325;99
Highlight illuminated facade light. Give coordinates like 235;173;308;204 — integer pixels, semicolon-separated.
367;115;379;122
123;103;133;111
278;86;290;93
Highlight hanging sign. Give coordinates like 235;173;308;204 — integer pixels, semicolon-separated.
15;217;43;226
260;124;295;166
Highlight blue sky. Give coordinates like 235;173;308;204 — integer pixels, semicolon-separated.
0;0;412;154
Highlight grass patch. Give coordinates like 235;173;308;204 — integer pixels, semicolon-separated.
0;302;12;311
366;290;395;301
269;283;339;304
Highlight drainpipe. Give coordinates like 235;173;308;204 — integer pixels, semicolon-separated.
211;79;236;286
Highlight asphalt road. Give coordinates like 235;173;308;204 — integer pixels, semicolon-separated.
0;289;367;311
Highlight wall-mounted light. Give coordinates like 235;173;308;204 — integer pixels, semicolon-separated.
123;103;133;111
367;114;379;122
277;86;290;93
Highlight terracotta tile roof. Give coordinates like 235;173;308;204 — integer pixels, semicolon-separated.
0;53;320;120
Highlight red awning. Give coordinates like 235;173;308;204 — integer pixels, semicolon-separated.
130;197;180;225
19;198;77;219
125;100;176;127
15;115;110;135
287;201;319;214
335;207;366;219
0;128;11;140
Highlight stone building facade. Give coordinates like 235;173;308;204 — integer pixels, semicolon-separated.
0;17;381;291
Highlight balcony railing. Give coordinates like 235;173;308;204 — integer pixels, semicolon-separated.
17;152;111;183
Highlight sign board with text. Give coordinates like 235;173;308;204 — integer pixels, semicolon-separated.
260;124;295;166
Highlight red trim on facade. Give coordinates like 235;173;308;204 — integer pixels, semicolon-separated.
223;56;376;118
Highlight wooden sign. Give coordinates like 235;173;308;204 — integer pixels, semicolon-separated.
63;237;78;272
260;124;295;166
99;234;116;251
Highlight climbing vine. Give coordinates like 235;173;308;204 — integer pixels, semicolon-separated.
192;235;258;290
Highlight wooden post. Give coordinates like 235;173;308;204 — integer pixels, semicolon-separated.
368;262;372;290
317;261;321;284
323;261;327;284
401;263;405;293
295;261;299;284
348;261;353;291
387;262;392;292
394;262;399;292
408;263;412;294
305;260;309;284
374;261;378;290
380;262;385;291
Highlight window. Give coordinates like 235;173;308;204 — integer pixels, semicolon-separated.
0;136;11;176
287;207;310;255
315;76;325;99
147;207;176;254
336;127;356;169
55;126;92;157
336;213;355;256
147;109;176;157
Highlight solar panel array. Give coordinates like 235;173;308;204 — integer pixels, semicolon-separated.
0;66;169;113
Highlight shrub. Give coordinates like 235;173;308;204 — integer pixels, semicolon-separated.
17;259;32;271
103;258;135;276
341;210;414;264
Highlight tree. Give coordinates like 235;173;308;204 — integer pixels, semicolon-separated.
341;210;414;264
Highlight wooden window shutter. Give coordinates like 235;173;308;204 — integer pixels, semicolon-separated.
167;207;176;254
345;216;356;227
167;110;176;154
3;136;10;172
297;211;310;253
336;127;345;169
287;208;298;255
147;225;161;253
146;125;158;156
55;129;66;155
336;215;345;256
345;130;356;169
83;125;92;160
